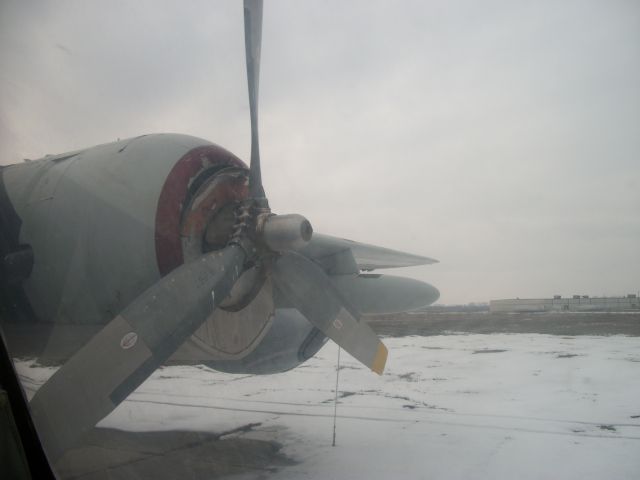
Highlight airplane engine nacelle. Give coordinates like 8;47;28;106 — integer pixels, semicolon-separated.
1;134;305;369
171;306;329;374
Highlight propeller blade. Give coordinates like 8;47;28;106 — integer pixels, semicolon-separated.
29;245;246;460
243;0;266;201
271;252;388;375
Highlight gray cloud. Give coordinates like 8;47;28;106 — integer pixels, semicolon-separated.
1;0;639;303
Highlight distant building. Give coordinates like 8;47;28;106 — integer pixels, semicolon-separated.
490;294;639;313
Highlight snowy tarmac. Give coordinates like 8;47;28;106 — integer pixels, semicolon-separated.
17;333;640;479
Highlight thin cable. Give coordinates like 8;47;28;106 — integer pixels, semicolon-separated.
332;346;341;447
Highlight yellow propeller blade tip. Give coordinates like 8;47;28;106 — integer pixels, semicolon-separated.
371;342;388;375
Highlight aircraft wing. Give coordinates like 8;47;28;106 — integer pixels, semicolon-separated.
297;233;438;273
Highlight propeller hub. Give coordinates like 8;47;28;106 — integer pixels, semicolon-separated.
259;213;313;252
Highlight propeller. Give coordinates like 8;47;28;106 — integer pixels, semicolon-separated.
244;0;266;202
30;246;247;460
30;0;388;460
271;252;387;374
239;0;387;374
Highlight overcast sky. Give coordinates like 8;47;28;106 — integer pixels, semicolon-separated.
1;0;638;304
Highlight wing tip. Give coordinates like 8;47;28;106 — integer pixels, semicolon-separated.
418;256;439;265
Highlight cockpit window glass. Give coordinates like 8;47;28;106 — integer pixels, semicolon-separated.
1;1;638;478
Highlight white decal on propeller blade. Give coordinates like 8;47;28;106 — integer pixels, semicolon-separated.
120;332;138;350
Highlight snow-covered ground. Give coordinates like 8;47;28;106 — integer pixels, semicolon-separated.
16;333;640;479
